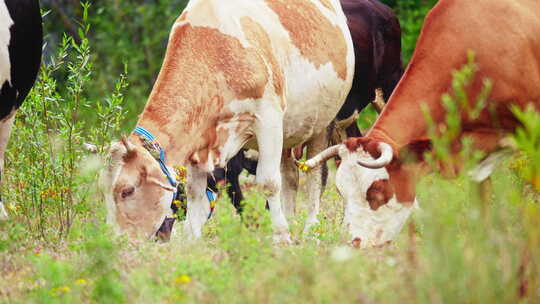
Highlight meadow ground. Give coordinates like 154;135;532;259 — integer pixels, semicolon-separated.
1;163;539;303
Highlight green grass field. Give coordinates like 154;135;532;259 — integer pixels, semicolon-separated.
1;163;539;303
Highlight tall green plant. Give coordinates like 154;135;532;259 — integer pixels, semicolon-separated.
511;105;540;191
422;52;492;172
2;3;127;243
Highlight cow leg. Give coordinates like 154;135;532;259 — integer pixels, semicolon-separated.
281;149;298;218
0;112;15;221
183;164;210;240
255;111;291;244
227;169;244;214
303;131;328;234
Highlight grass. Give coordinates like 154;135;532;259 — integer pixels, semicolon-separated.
1;165;539;303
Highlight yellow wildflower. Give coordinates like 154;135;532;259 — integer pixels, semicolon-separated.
50;285;71;296
174;274;191;285
7;203;18;213
40;188;59;199
75;279;88;286
534;175;540;192
174;165;188;183
297;161;311;172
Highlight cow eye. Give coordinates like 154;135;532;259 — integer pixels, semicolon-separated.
121;186;135;199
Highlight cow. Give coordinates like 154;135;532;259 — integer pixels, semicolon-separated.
0;0;43;220
303;0;540;248
102;0;355;243
209;0;403;225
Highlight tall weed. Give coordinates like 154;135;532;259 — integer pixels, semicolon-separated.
1;3;126;244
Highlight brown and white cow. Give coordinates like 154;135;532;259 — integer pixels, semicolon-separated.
304;0;540;247
102;0;354;242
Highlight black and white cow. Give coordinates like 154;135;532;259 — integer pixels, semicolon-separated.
0;0;43;219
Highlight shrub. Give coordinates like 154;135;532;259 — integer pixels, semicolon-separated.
1;3;127;244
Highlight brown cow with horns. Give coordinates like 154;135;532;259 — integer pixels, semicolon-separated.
304;0;540;248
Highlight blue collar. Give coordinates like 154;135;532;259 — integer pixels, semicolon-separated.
134;126;218;222
133;126;177;188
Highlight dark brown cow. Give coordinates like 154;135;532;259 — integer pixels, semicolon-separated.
305;0;540;247
336;0;403;137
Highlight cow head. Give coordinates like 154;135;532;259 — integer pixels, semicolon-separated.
303;137;431;248
101;137;176;239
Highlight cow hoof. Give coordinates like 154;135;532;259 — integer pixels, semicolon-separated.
272;232;293;245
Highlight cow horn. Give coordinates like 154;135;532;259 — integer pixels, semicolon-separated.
357;142;393;169
372;88;386;114
299;145;341;169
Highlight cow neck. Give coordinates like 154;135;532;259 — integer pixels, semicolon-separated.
365;46;453;204
135;103;206;167
367;61;452;151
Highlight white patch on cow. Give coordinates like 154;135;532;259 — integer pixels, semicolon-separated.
243;149;259;161
468;150;512;182
335;146;417;248
0;0;13;88
0;201;7;219
183;164;211;240
280;152;298;218
302;132;329;233
0;111;15;220
254;98;292;244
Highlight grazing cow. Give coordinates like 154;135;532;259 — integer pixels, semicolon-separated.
211;0;403;223
0;0;42;220
102;0;355;243
304;0;540;248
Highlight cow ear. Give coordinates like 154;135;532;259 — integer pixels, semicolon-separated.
399;138;432;163
110;141;128;164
